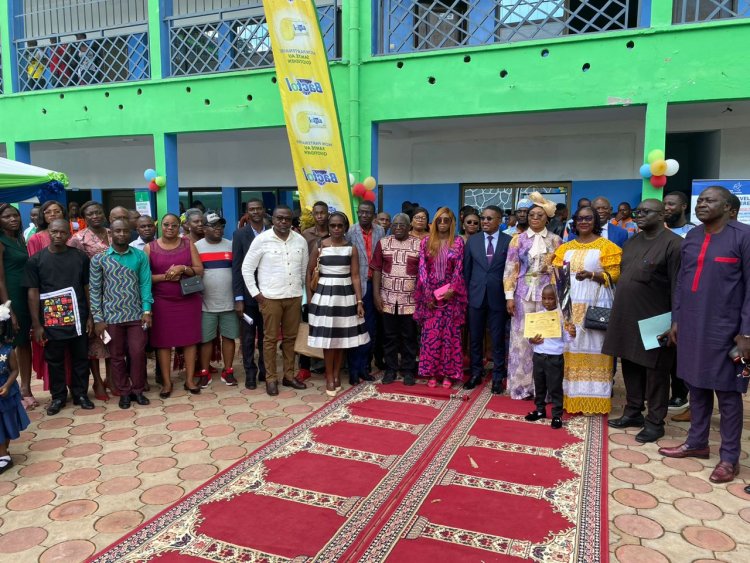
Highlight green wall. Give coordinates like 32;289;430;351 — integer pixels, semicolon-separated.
2;1;750;212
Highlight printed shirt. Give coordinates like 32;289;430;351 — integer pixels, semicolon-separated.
68;228;110;258
89;246;153;324
370;235;421;315
668;223;695;238
195;238;234;312
241;229;309;299
610;218;638;238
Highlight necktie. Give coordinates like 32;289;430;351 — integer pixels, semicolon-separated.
486;234;494;264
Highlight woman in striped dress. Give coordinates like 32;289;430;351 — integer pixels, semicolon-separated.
307;212;369;397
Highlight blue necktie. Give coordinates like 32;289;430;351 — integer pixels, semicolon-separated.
486;234;494;264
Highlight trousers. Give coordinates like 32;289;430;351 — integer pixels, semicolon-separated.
382;306;418;376
347;280;376;377
532;352;564;418
241;302;265;383
260;296;301;383
109;320;147;395
686;384;744;464
45;335;89;402
622;358;671;426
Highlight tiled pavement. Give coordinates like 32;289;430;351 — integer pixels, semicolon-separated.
0;360;748;562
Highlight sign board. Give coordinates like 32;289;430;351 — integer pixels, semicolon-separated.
134;190;152;219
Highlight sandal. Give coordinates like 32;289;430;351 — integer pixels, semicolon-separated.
428;378;437;388
0;456;13;475
442;379;452;389
21;396;38;410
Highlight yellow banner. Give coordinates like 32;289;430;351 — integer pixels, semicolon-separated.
263;0;353;221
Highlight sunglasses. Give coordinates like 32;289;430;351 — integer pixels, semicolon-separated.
436;217;451;224
480;216;496;221
632;209;659;218
465;220;479;225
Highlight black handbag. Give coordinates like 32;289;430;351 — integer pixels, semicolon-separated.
583;274;613;331
180;275;204;296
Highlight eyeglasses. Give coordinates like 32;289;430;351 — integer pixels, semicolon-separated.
465;220;479;225
575;216;595;223
480;216;496;222
632;209;659;218
436;217;451;224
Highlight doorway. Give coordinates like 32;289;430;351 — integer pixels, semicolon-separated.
665;131;720;220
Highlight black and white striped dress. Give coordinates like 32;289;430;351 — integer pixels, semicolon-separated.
308;245;371;349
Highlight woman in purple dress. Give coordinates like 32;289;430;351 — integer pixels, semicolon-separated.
145;213;204;398
414;207;467;389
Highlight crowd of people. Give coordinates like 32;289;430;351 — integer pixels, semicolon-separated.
0;187;748;491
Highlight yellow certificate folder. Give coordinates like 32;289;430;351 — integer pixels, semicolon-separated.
524;310;562;339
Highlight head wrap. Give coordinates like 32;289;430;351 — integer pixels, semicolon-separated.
528;191;557;218
515;197;533;211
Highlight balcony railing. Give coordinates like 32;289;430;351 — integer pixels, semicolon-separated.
13;0;150;92
672;0;750;23
167;0;341;78
378;0;640;54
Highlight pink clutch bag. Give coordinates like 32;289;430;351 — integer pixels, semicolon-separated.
433;284;452;301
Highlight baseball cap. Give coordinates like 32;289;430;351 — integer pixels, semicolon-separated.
203;212;226;227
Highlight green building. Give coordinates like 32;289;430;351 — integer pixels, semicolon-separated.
1;1;749;235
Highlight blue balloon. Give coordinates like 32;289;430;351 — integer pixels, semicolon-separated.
639;163;652;179
144;168;157;182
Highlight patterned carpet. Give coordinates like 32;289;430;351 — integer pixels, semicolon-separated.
90;381;607;562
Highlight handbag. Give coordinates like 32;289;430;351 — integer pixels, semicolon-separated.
583;273;613;331
294;322;324;360
180;275;204;296
433;283;452;301
309;239;322;293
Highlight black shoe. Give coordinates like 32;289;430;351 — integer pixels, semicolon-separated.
266;380;279;396
245;377;257;390
119;395;132;409
464;375;482;390
635;424;665;443
744;484;750;495
73;395;95;409
282;378;307;390
130;393;150;406
46;399;66;416
403;373;416;386
360;373;375;382
491;380;505;395
608;414;645;429
525;410;546;422
258;373;266;382
382;372;397;384
349;374;360;386
183;384;201;395
668;396;689;410
551;417;563;429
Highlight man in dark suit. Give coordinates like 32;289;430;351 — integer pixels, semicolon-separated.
464;205;512;394
232;198;266;389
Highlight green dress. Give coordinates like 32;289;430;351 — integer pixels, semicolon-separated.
0;235;31;345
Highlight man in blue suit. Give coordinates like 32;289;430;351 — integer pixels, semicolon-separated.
464;205;512;394
566;197;629;248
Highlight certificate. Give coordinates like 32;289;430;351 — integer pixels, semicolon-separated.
524;310;562;339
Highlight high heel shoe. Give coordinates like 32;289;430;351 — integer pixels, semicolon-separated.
183;384;201;395
159;384;172;399
333;378;342;390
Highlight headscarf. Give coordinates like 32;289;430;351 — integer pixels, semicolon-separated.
515;197;533;211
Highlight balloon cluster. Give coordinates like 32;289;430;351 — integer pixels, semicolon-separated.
350;174;377;203
144;169;167;193
639;150;679;189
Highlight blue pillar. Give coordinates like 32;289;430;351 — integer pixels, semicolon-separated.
154;132;179;218
91;189;104;203
127;33;150;80
8;141;31;164
221;187;238;239
640;0;653;27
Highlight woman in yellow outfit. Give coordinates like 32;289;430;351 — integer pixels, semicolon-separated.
553;206;621;415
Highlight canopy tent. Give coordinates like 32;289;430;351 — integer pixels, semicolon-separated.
0;157;69;203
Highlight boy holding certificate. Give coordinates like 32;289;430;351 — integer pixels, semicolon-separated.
525;285;576;429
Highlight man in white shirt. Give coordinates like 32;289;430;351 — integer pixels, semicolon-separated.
129;215;156;251
241;205;309;396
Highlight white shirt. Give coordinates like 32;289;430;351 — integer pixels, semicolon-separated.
485;231;499;254
241;229;309;299
129;237;149;251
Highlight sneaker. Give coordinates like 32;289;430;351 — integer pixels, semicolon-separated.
668;397;689;410
221;369;238;386
197;369;211;388
297;369;312;382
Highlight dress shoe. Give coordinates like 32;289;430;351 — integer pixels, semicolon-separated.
709;461;739;483
671;408;691;422
119;395;131;409
349;374;360;386
403;373;415;386
46;399;66;416
607;414;645;429
183;384;201;395
635;424;665;443
245;377;257;390
258;373;266;382
658;442;710;459
382;372;397;384
551;417;563;429
73;395;95;409
282;378;307;390
464;375;482;390
360;373;375;382
744;484;750;495
525;410;546;422
491;380;505;395
130;393;150;406
266;380;279;396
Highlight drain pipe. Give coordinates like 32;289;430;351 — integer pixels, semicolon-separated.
347;0;361;182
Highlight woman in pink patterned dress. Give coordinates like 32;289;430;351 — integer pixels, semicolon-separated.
414;207;467;389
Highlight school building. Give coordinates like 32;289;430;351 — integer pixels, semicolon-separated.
1;1;749;236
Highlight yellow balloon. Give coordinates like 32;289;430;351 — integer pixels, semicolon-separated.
363;176;377;190
647;149;665;164
650;159;668;176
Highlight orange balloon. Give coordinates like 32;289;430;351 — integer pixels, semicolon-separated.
650;159;668;176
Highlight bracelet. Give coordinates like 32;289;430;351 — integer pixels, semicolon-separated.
357;300;363;304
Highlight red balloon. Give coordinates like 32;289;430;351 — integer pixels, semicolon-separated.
148;180;159;192
363;190;376;202
352;183;367;198
650;175;667;188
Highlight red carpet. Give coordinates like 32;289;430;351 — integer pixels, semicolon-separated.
90;382;607;562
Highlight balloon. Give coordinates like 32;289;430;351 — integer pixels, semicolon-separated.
155;176;167;188
363;190;377;202
665;159;680;177
363;176;377;190
148;180;159;192
650;159;668;176
352;183;367;198
650;175;667;188
647;149;665;164
349;173;356;186
144;168;157;182
639;164;652;179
